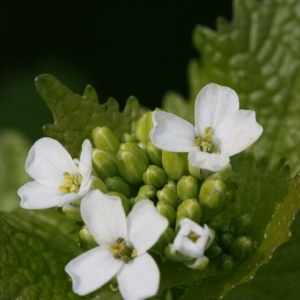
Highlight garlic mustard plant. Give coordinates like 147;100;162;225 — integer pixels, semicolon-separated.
65;190;168;299
18;137;93;209
150;83;263;177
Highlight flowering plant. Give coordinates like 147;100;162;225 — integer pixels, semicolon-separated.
1;1;300;299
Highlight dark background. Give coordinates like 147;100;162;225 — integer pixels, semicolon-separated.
0;0;232;142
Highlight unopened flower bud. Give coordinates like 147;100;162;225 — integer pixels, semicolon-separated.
175;199;202;232
105;176;132;198
79;225;98;249
156;201;176;227
216;254;235;275
135;111;153;143
146;142;162;167
206;218;221;232
121;133;139;143
151;227;175;255
225;181;239;206
62;203;81;222
164;179;177;194
157;187;179;209
210;164;232;181
143;165;168;188
230;236;253;262
198;178;226;221
220;233;235;253
117;142;149;184
92;126;120;154
138;185;157;200
92;149;119;181
162;151;189;181
230;214;252;237
90;176;108;193
107;191;131;215
177;175;198;201
205;241;222;259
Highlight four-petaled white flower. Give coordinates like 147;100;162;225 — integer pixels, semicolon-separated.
150;83;263;175
18;137;93;209
169;218;214;269
65;190;168;300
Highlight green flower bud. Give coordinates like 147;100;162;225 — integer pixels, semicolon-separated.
164;179;177;193
225;181;239;206
175;199;202;232
138;185;157;200
117;142;149;184
135;111;153;143
134;194;150;204
162;151;189;181
92;149;119;181
143;165;168;188
107;191;131;215
198;178;226;221
210;164;232;181
146;142;162;167
92;126;120;154
219;225;231;235
157;187;179;209
206;218;221;232
105;176;132;198
216;254;235;275
79;225;98;249
90;176;108;193
177;175;198;201
230;213;252;237
156;201;176;227
230;236;254;262
205;241;222;259
121;133;139;143
151;227;175;255
220;233;235;253
62;203;81;222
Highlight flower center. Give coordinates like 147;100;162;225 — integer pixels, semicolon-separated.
195;127;214;152
108;237;137;263
187;231;200;243
59;172;82;193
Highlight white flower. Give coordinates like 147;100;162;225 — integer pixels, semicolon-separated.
171;218;214;259
65;190;168;300
168;218;214;270
18;137;93;209
150;83;263;174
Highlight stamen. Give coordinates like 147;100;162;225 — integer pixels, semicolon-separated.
109;237;137;263
188;231;200;243
59;172;82;193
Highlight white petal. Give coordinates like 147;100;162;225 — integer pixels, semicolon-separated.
18;181;64;209
188;147;229;172
127;200;168;254
25;138;78;189
214;110;263;156
117;253;160;300
65;246;123;296
80;190;128;245
150;111;196;152
195;84;239;136
78;140;93;187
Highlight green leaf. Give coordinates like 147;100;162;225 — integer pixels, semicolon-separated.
165;0;300;174
0;208;85;300
156;154;300;300
0;130;31;212
36;74;141;157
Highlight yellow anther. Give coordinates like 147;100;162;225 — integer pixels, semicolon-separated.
131;249;138;258
204;127;214;142
59;172;82;193
195;136;203;147
188;231;200;243
201;141;212;152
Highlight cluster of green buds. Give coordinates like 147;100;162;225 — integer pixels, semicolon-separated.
205;213;254;274
69;111;253;273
